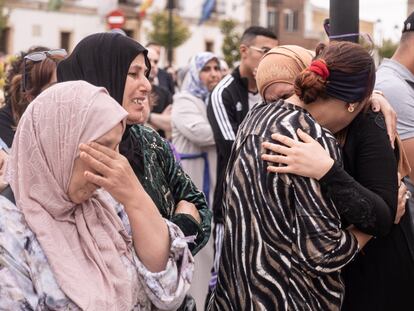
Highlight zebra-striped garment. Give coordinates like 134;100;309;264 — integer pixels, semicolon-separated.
208;100;359;311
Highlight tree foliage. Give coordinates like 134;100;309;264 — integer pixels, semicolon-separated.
377;39;398;59
147;11;190;49
48;0;63;11
0;0;7;39
219;19;241;69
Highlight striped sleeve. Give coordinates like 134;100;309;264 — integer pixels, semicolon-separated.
208;74;236;141
292;135;358;275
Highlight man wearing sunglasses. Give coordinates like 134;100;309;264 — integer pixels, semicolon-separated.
206;25;277;296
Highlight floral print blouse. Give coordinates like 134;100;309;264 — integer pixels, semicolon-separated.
0;194;194;310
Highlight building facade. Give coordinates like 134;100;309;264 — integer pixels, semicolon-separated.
0;0;375;67
266;0;374;50
0;0;263;67
1;0;105;54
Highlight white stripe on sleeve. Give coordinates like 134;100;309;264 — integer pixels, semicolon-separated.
210;75;237;141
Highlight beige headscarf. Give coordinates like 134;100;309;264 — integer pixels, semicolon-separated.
256;45;314;98
255;45;412;180
5;81;134;310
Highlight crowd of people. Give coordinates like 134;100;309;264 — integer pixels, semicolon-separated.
0;10;413;311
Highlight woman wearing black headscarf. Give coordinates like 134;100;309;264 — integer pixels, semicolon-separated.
57;33;211;257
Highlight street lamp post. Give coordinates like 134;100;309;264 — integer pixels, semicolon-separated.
375;18;383;47
329;0;359;43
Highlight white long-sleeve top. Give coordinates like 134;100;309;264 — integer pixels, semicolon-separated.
172;91;217;205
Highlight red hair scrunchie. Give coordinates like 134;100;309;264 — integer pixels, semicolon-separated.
309;59;330;80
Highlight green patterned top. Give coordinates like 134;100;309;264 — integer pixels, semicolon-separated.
127;124;211;255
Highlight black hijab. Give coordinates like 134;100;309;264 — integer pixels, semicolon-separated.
57;32;151;174
57;32;150;104
0;103;15;148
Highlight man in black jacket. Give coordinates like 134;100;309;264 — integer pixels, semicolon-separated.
207;26;277;223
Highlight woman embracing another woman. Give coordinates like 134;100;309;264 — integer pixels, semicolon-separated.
208;41;378;311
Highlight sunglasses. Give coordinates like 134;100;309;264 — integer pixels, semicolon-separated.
249;46;271;54
21;49;68;92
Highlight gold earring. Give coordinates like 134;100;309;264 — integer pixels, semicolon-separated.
348;103;355;113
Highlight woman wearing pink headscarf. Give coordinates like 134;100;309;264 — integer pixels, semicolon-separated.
0;81;193;310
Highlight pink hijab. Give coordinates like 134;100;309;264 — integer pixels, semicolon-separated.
5;81;134;310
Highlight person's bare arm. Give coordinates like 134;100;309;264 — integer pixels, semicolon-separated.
348;226;372;248
261;129;334;180
395;180;408;224
370;91;397;148
148;105;172;132
79;142;170;273
174;200;201;223
262;126;397;237
401;138;414;187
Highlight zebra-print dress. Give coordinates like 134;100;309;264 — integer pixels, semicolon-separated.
208;100;359;311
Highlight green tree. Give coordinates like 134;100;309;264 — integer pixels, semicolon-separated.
147;11;190;49
219;19;241;69
48;0;63;11
377;39;398;59
0;0;7;39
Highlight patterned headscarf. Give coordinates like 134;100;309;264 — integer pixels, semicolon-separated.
5;81;133;310
182;52;219;101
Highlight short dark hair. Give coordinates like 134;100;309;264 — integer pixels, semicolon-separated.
240;26;277;45
399;11;414;45
400;30;414;45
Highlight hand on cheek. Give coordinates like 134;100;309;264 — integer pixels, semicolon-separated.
79;142;145;206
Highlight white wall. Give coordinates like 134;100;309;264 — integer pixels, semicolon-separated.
177;0;247;23
75;0;100;8
221;0;247;23
141;18;225;68
175;24;225;67
141;0;249;68
6;0;251;67
8;8;105;53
